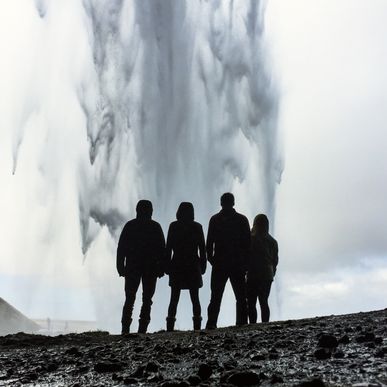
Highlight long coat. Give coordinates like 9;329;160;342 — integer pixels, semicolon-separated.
166;220;206;289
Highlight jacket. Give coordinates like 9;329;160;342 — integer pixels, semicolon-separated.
206;208;250;268
248;233;278;281
116;218;165;277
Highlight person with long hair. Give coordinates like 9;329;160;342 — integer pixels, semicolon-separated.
247;214;278;323
165;202;206;331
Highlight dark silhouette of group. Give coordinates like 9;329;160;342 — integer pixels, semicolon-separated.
116;193;279;334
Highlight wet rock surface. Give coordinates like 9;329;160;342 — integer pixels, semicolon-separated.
0;309;386;386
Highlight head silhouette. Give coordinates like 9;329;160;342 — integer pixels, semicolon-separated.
252;214;269;236
220;192;235;209
136;200;153;220
176;202;194;222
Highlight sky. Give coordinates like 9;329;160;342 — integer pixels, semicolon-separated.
0;1;386;332
266;0;387;317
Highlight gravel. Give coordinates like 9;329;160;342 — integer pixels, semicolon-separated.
0;309;386;386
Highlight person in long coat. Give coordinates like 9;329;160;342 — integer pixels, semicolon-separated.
247;214;278;323
165;202;206;331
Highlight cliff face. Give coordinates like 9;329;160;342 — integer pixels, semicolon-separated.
0;298;40;335
0;309;386;386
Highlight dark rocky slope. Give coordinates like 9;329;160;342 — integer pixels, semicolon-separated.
0;309;386;386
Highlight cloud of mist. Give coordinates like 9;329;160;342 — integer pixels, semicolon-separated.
0;0;280;332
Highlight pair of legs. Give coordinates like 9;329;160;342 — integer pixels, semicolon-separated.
167;287;201;318
206;265;247;329
167;287;202;330
247;278;272;323
121;271;157;333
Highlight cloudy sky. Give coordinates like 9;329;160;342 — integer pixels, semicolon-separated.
0;1;386;333
266;0;387;318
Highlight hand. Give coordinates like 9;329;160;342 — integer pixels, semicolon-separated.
155;263;165;278
164;261;171;275
200;257;207;274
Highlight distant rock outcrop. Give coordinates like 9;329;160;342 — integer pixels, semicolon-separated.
0;297;40;335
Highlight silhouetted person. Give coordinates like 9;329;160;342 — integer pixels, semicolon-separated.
247;214;278;323
165;202;206;331
117;200;165;334
206;193;250;329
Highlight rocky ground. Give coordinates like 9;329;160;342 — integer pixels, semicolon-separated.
0;309;386;386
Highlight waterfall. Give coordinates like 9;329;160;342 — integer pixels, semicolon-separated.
0;0;281;331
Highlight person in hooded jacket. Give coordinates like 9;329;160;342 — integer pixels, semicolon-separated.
165;202;206;331
247;214;278;323
117;200;165;334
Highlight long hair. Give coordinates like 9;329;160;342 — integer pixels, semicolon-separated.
251;214;269;236
176;202;194;222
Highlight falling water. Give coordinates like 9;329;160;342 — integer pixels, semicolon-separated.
0;0;282;332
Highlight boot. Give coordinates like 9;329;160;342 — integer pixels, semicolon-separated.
205;317;217;330
193;316;202;331
166;317;176;332
138;318;150;334
121;318;132;335
236;300;248;326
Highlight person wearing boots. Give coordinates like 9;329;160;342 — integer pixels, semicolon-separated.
165;202;206;331
205;193;250;329
247;214;278;323
116;200;165;334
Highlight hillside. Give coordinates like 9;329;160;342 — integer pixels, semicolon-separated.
0;298;40;336
0;309;386;386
